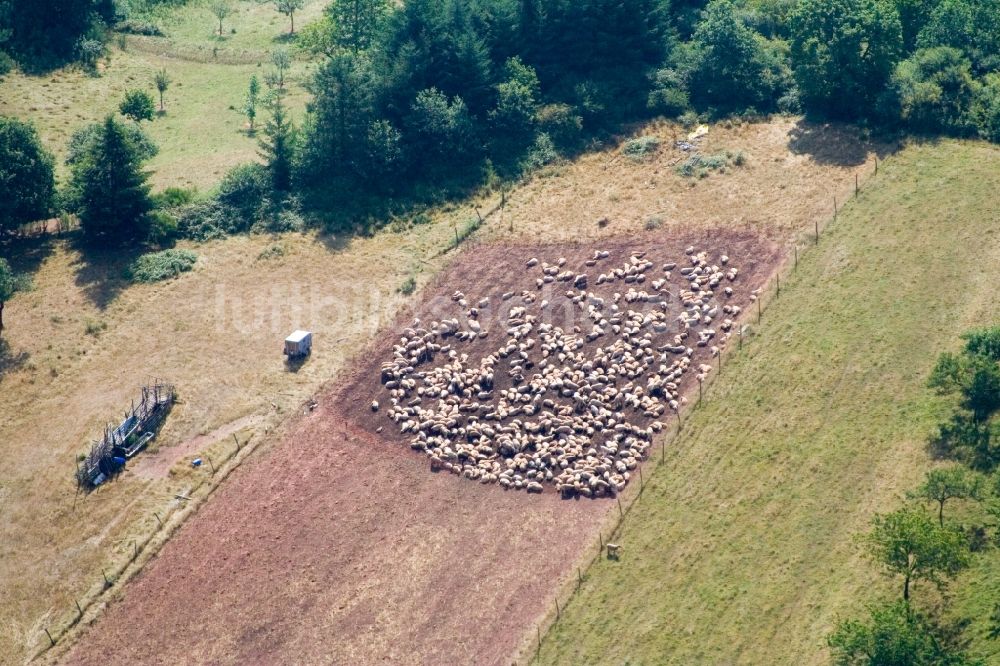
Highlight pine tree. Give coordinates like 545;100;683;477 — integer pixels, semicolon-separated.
259;98;296;192
71;115;153;244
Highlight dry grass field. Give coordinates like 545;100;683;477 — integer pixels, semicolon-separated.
0;118;880;665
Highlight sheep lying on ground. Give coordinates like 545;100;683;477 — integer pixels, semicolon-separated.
376;246;741;497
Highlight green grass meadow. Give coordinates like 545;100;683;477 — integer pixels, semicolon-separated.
538;140;1000;665
0;0;319;191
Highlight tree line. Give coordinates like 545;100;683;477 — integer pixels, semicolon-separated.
828;327;1000;665
3;0;1000;239
283;0;1000;221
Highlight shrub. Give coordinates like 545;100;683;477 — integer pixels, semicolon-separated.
622;135;662;159
84;318;108;336
127;248;197;283
644;216;664;230
522;133;558;171
675;151;743;176
115;19;164;36
119;89;155;123
176;200;240;240
0;51;14;76
256;244;286;261
152;187;196;209
217;163;269;217
147;210;178;245
536;104;583;151
398;276;417;295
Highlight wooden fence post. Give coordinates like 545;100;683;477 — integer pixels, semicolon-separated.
44;628;55;647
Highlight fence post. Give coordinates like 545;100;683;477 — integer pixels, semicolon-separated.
76;600;83;617
794;245;797;269
44;628;55;647
102;569;111;588
233;433;241;451
617;498;624;519
776;274;780;298
855;173;859;196
154;512;162;526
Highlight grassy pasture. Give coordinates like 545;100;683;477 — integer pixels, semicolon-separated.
0;1;318;190
0;117;880;664
537;140;1000;665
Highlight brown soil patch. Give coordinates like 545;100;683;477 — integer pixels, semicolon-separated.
61;228;782;666
348;230;781;496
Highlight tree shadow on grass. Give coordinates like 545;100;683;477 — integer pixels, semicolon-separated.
0;338;30;383
1;230;57;279
787;118;902;167
71;240;145;310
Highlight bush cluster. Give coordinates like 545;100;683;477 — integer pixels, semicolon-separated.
126;248;197;282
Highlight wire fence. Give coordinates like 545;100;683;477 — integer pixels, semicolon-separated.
524;154;883;665
34;428;257;660
32;147;883;663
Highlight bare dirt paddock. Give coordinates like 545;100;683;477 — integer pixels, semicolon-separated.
60;229;781;666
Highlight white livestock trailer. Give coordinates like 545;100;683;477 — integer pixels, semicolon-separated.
284;330;313;358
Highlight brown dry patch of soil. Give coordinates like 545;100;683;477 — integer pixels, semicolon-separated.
347;230;781;496
60;228;782;666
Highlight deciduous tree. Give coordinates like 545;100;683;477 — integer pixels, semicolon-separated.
863;506;970;602
789;0;904;119
209;0;232;36
275;0;304;34
154;68;171;112
243;75;261;132
909;466;984;526
0;116;55;234
829;600;979;665
119;89;155;123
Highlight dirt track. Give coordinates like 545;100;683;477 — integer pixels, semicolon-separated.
61;229;780;666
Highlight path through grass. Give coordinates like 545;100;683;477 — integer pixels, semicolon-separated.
538;140;1000;665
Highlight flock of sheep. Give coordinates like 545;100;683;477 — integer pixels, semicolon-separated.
374;246;745;497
